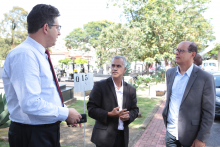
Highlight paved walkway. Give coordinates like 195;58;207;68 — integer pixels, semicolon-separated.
134;100;166;147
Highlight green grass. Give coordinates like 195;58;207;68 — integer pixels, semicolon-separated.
0;139;9;147
67;100;95;126
129;94;159;128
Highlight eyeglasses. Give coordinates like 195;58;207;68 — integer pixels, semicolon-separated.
173;49;194;54
48;24;61;31
40;24;61;31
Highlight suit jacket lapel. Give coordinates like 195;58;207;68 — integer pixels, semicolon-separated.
107;77;118;106
167;67;177;103
180;65;198;105
123;81;127;109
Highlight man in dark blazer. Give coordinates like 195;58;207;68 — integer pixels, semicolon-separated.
87;55;139;147
162;41;215;147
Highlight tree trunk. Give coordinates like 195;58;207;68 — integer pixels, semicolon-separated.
146;63;149;75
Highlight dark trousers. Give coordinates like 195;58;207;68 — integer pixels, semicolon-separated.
165;131;190;147
96;130;125;147
9;121;61;147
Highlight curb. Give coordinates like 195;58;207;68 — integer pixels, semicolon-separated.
128;96;166;147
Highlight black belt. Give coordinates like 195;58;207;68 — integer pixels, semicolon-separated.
11;121;61;127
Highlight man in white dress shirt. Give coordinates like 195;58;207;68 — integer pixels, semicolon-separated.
87;55;139;147
2;4;81;147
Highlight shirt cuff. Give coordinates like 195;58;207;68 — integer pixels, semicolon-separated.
57;107;69;121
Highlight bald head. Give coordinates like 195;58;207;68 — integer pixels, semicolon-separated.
179;41;198;53
194;54;203;66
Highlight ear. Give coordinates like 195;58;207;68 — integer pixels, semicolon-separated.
124;67;127;73
192;52;196;58
42;23;49;34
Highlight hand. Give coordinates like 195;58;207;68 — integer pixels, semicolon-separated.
191;139;205;147
119;113;130;121
68;123;82;128
66;108;82;125
108;107;129;117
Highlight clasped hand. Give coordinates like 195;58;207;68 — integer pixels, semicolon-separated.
108;107;130;121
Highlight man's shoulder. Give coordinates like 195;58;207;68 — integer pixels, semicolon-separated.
196;66;213;78
166;67;177;74
94;77;110;85
124;81;136;90
8;41;35;56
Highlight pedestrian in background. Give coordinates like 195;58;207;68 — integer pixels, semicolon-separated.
194;53;203;68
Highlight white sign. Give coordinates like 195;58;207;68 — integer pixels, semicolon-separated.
74;73;94;92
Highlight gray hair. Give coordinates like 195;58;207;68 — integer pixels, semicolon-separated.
111;55;127;67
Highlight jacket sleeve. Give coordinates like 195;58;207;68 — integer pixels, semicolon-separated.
127;86;139;125
87;82;109;124
196;74;215;142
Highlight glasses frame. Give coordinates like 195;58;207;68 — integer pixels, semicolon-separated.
173;48;194;54
40;24;61;31
48;24;61;31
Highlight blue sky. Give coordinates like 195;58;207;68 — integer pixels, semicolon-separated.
0;0;219;43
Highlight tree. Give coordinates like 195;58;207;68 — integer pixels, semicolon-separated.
74;58;88;64
109;0;215;69
65;28;88;49
0;38;11;60
0;6;28;59
97;23;144;67
65;20;115;51
0;6;28;48
58;58;73;65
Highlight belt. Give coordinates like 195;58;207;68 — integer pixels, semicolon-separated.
11;121;61;127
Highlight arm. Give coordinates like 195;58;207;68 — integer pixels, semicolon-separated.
87;82;109;123
196;74;215;142
125;86;139;125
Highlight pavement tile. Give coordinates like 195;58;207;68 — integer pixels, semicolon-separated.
134;100;167;147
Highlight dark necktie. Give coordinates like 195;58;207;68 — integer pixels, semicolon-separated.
45;49;64;107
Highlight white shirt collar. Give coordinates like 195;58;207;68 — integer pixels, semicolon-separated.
176;63;194;77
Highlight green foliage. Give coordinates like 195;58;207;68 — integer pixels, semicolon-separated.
0;93;10;128
138;75;152;86
97;23;144;67
151;69;165;84
123;62;132;76
205;42;220;60
58;58;73;65
130;77;143;89
65;28;88;49
0;6;28;56
108;0;215;67
65;20;114;50
74;58;88;64
84;20;115;46
0;38;11;60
